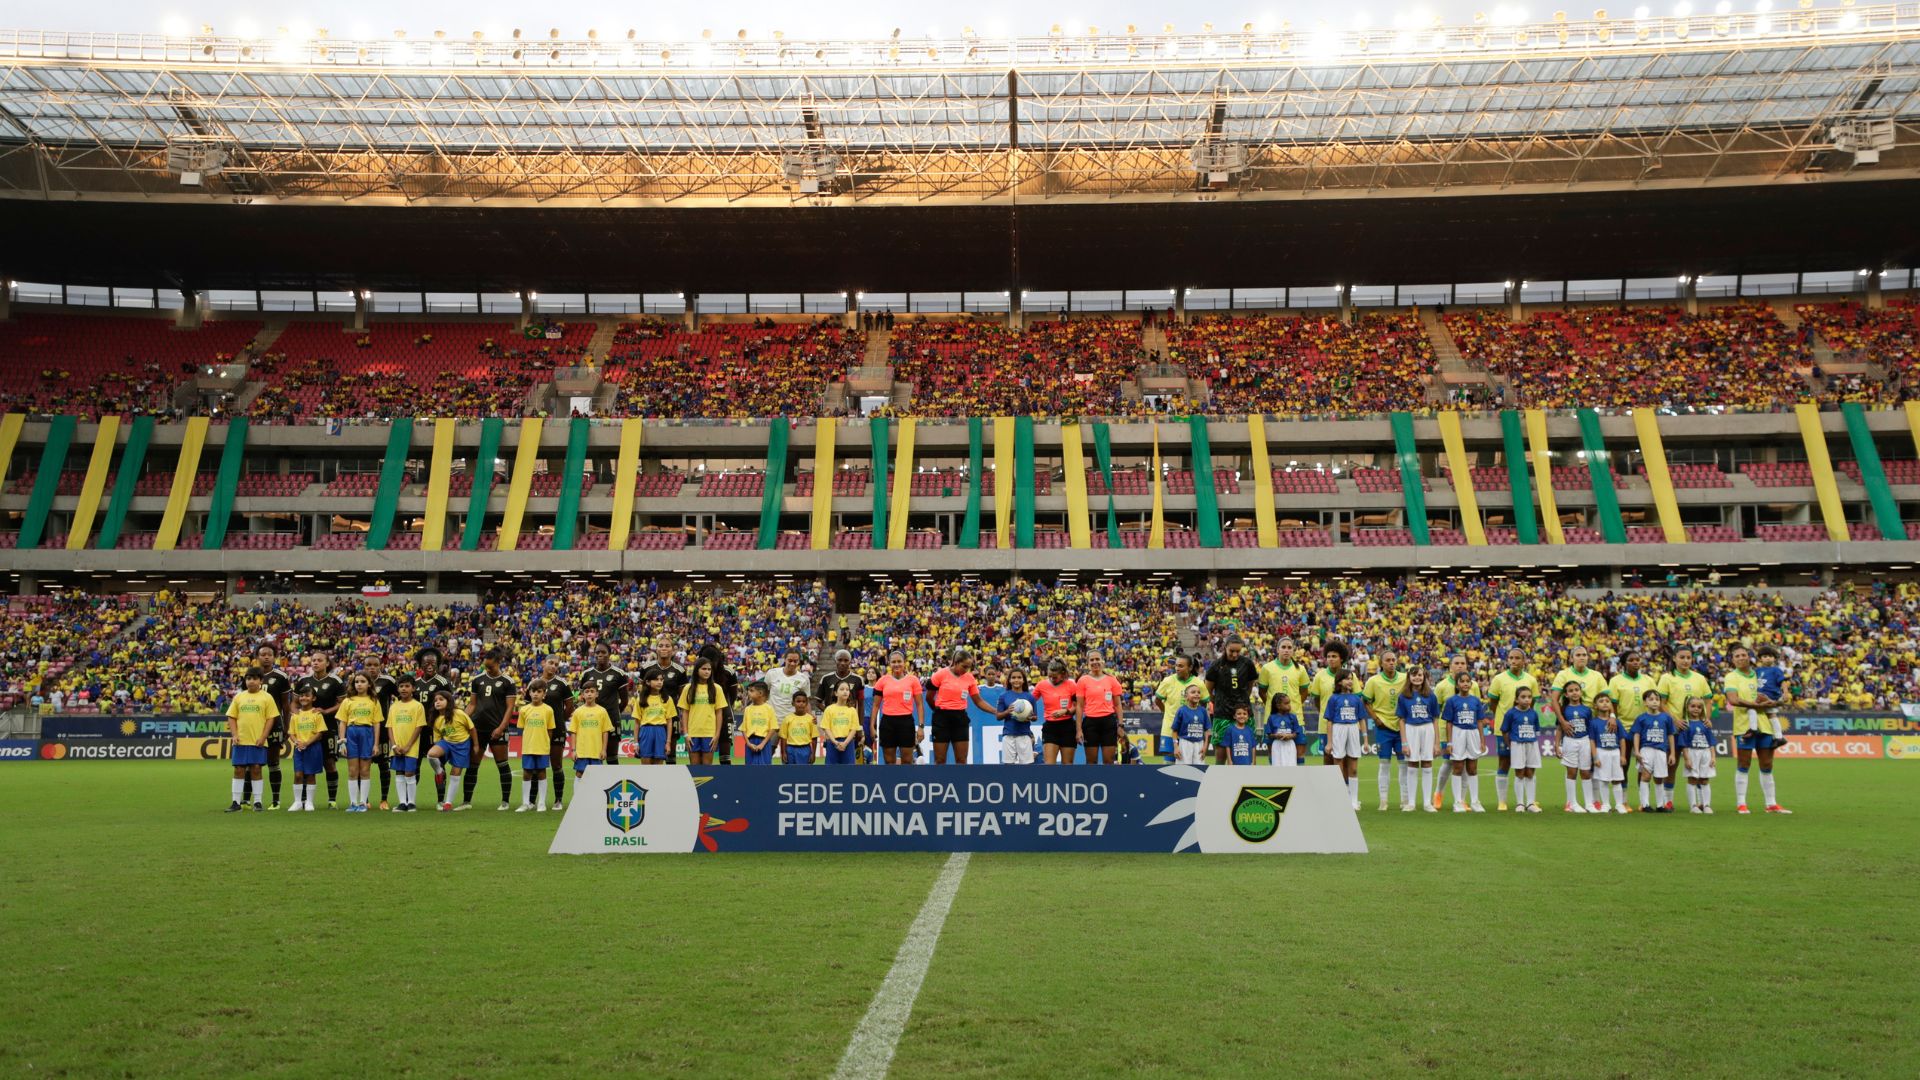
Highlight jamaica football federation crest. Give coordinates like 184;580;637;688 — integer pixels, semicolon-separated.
1230;786;1293;843
606;780;647;833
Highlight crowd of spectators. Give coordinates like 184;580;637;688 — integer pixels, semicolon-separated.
0;315;260;420
1164;312;1437;415
885;317;1141;417
0;594;141;710
1795;299;1920;385
604;321;861;418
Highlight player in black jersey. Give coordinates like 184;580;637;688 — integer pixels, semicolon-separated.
368;655;400;811
637;639;686;764
529;655;574;809
579;641;633;766
293;650;346;808
463;647;518;810
252;644;296;808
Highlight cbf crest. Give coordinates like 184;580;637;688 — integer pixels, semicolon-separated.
606;780;646;832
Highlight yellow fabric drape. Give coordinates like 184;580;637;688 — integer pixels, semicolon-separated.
1522;409;1564;545
1061;423;1092;548
1149;424;1166;549
810;418;837;550
0;414;25;499
420;419;457;551
497;418;545;551
1247;414;1278;547
1794;402;1849;542
993;416;1014;549
609;418;644;552
66;416;121;550
155;417;210;551
887;417;916;549
1435;411;1487;546
1902;401;1920;461
1631;409;1686;544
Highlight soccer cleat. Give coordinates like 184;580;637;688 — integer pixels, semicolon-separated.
1663;801;1675;812
328;801;337;809
1736;804;1751;815
1527;803;1543;813
379;800;390;811
1497;801;1509;812
1453;804;1470;813
1591;802;1605;813
515;805;530;813
287;802;301;813
1423;804;1438;813
1565;803;1587;814
1378;800;1389;812
225;802;243;813
270;801;280;811
1765;805;1793;814
1690;806;1703;814
1702;806;1714;815
439;802;452;812
253;802;264;812
1614;806;1630;815
1401;803;1415;813
1432;792;1445;810
553;801;564;811
1471;803;1486;812
1351;800;1361;811
536;806;548;813
498;802;511;811
455;803;472;811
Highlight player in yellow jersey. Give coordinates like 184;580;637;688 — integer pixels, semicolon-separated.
225;669;280;812
1549;646;1608;724
385;675;429;812
568;685;614;775
515;682;556;813
1153;655;1208;761
779;691;819;766
1725;644;1790;814
1486;648;1539;811
821;681;863;765
1361;648;1408;811
739;682;778;765
285;685;328;812
425;689;477;812
1256;638;1312;730
1607;650;1658;729
1655;645;1711;811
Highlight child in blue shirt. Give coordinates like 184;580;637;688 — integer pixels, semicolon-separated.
995;668;1040;765
1753;645;1788;706
1501;687;1545;812
1440;690;1487;812
1263;692;1302;766
1629;690;1678;812
1173;685;1213;766
1323;675;1369;806
1679;698;1719;814
1221;706;1261;765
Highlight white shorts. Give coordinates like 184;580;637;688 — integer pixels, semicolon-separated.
1560;736;1592;771
1638;747;1670;779
1268;740;1298;767
1328;725;1366;760
1174;739;1208;766
1449;727;1484;760
1593;748;1625;783
1685;747;1717;778
1508;742;1543;769
1402;724;1436;763
1001;735;1035;765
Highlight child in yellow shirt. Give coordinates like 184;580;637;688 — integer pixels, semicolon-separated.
779;691;818;766
740;681;778;765
285;686;328;812
517;682;556;813
821;681;862;765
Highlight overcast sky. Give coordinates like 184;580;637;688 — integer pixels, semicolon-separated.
35;0;1512;39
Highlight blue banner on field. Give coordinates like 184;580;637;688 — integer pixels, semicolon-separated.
550;764;1368;854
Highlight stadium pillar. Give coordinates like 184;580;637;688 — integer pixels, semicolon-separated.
1683;276;1699;315
518;290;533;330
351;289;368;332
844;290;859;330
1338;284;1353;325
1008;289;1023;329
1866;271;1884;310
1174;287;1187;321
177;290;204;329
0;280;9;320
685;294;699;331
1504;281;1521;321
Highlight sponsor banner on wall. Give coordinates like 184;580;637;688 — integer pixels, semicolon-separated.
550;764;1368;855
1880;736;1920;760
1774;735;1885;760
38;739;178;761
41;715;228;741
1798;711;1920;736
174;737;235;761
0;739;40;761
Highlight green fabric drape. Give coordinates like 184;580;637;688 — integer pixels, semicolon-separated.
1499;410;1540;544
869;416;890;550
1388;412;1431;545
1186;416;1224;548
960;417;983;548
365;418;415;551
19;416;76;549
198;418;250;550
554;416;592;551
461;417;505;552
95;416;152;550
756;418;791;550
1091;421;1121;548
1014;416;1036;548
1575;408;1628;543
1841;403;1904;542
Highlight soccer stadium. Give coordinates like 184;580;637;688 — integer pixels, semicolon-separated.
3;1;1919;1075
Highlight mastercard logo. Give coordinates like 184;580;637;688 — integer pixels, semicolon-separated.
41;743;67;759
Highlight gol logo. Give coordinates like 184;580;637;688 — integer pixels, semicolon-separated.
41;742;68;760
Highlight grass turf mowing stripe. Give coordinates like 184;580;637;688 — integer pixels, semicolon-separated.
834;852;972;1080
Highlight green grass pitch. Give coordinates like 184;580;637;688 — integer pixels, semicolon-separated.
2;760;1915;1079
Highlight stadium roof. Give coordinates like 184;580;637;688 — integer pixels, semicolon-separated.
1;7;1919;205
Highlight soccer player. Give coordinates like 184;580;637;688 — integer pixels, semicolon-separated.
1440;679;1487;812
1076;650;1126;765
1725;644;1789;814
425;689;476;813
1556;682;1597;813
633;671;675;765
872;651;927;766
1256;636;1311;735
1174;685;1212;766
1221;706;1260;765
1655;645;1710;811
739;681;778;765
930;647;1004;765
568;685;613;776
1203;636;1259;765
1154;655;1207;761
993;668;1039;765
529;656;574;810
814;650;867;761
1679;697;1719;814
294;651;345;808
580;641;634;766
225;669;279;812
678;657;728;766
1361;647;1408;811
763;648;812;733
1265;693;1302;767
780;692;818;766
516;681;555;812
367;655;399;811
1501;687;1545;813
1549;646;1608;728
1591;695;1630;814
1487;649;1538;812
1307;640;1353;766
1323;674;1368;808
1395;666;1440;812
387;675;428;812
1433;655;1476;807
253;644;296;809
465;648;518;810
286;686;327;812
337;673;384;813
821;681;863;765
1607;649;1657;731
1629;690;1678;813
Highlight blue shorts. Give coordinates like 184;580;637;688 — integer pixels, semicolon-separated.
784;746;813;766
1491;735;1507;758
232;745;266;767
1372;727;1403;760
434;740;470;769
687;736;715;754
390;755;418;774
572;757;600;775
293;742;325;774
521;754;550;770
344;726;375;759
1736;732;1782;752
744;744;774;765
635;726;668;759
825;743;858;765
1158;735;1175;756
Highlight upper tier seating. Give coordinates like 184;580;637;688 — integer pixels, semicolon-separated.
1165;312;1436;415
0;315;260;419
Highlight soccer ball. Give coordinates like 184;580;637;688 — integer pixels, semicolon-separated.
1009;699;1034;719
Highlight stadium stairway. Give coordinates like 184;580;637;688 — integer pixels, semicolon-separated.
229;318;291;415
1419;308;1474;375
863;328;891;367
1141;322;1169;359
1773;299;1839;369
583;317;620;363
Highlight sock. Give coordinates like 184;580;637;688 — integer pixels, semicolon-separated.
463;763;479;804
433;766;447;803
269;767;283;803
1419;766;1432;806
1377;763;1391;802
231;778;244;803
1616;782;1627;809
1565;777;1577;806
551;766;566;803
378;758;392;801
1663;782;1675;805
1760;770;1777;807
1398;760;1410;803
1734;769;1749;805
1496;772;1509;804
1585;777;1599;807
1450;772;1463;805
498;761;514;804
521;776;533;806
1640;780;1652;807
534;778;546;809
1470;771;1483;806
1346;776;1358;799
1702;783;1713;810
